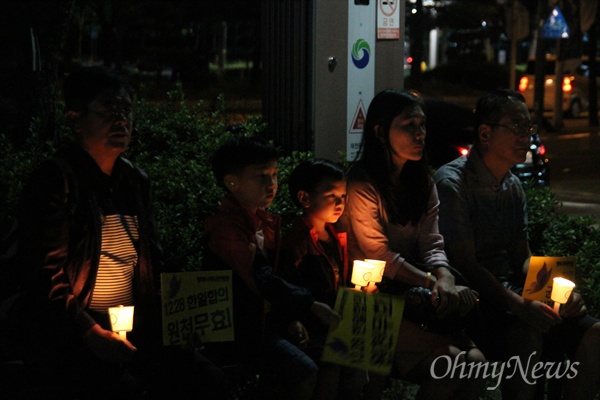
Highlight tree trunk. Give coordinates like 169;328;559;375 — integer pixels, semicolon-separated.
29;0;76;145
408;0;425;90
588;12;599;126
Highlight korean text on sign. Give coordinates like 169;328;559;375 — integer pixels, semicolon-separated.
161;270;234;346
322;288;404;375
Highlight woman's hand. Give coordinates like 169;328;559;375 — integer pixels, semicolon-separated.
431;268;459;318
364;283;379;294
83;324;137;364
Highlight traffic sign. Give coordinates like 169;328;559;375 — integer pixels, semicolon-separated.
541;6;570;39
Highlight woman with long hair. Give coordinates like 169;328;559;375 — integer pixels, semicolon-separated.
342;89;485;399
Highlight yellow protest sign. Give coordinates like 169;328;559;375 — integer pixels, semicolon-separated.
522;256;576;306
322;288;404;375
161;270;234;346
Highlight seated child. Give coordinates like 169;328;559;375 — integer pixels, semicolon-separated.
280;158;366;400
204;137;338;400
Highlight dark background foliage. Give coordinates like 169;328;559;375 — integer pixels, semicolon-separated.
525;184;600;316
2;92;599;317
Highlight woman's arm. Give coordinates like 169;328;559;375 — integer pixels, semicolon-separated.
417;185;451;267
346;179;434;287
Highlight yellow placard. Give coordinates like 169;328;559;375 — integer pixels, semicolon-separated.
522;256;576;305
322;288;404;375
161;270;234;346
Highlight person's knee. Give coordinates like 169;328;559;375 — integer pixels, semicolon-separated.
426;345;465;377
281;354;319;386
583;322;600;342
466;348;486;364
431;344;463;359
508;321;543;352
578;322;600;354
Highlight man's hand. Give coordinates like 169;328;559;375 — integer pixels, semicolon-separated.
83;324;137;364
432;268;460;318
455;285;479;316
560;291;587;318
519;300;562;333
310;301;340;326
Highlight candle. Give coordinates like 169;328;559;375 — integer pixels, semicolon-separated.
364;259;386;283
351;260;375;289
109;305;135;340
551;277;575;313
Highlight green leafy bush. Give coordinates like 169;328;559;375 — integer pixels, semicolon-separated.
525;184;600;316
0;133;54;234
128;87;308;270
129;90;236;269
0;88;307;272
2;89;598;318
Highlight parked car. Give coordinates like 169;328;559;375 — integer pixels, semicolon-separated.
424;98;550;187
423;98;475;169
517;58;597;118
511;131;550;187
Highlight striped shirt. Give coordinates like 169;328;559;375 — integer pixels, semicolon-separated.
89;214;139;312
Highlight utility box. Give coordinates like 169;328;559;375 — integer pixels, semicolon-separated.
262;0;405;161
313;0;405;162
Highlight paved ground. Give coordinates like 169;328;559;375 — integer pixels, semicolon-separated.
540;116;600;225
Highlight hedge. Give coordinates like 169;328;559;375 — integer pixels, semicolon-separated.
1;87;598;317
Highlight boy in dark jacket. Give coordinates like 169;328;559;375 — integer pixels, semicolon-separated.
280;158;366;400
205;138;339;400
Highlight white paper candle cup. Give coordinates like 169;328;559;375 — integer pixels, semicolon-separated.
109;305;135;333
551;277;575;304
364;259;386;283
351;260;375;287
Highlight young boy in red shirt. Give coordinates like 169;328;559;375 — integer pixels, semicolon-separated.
205;138;338;399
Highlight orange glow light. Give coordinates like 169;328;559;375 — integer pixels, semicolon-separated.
562;77;572;93
518;76;528;92
538;145;546;156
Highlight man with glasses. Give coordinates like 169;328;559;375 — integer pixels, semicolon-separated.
8;66;226;399
434;89;600;400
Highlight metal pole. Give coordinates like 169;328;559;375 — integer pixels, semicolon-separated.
508;0;517;89
533;0;547;128
553;39;564;129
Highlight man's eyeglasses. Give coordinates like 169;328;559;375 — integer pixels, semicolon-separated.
486;122;538;138
88;106;133;121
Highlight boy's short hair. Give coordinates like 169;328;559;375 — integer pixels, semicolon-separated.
211;136;279;189
63;66;134;112
288;158;345;208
